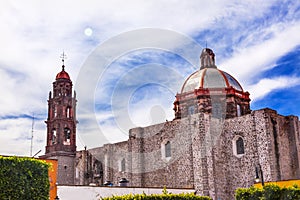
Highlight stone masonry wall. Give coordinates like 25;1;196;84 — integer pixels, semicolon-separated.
209;108;300;200
50;155;75;185
266;111;300;180
74;108;300;200
129;119;195;188
75;151;86;185
87;141;130;186
215;112;259;200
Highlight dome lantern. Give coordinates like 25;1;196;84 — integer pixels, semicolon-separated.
200;48;217;69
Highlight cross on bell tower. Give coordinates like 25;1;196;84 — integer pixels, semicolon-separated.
60;51;67;70
41;52;77;185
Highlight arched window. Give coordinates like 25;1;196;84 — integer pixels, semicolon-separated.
175;104;179;112
165;141;171;158
233;135;245;157
161;141;171;161
51;129;57;145
119;158;125;172
75;167;80;179
54;107;57;118
237;104;241;117
94;160;103;177
236;137;245;155
63;128;71;145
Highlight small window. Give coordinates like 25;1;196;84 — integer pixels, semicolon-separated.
188;106;195;115
236;137;245;155
237;104;241;117
66;107;71;118
165;141;171;158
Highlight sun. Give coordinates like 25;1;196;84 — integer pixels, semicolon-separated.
84;27;93;36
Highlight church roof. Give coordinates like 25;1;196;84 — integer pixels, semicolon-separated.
56;65;70;80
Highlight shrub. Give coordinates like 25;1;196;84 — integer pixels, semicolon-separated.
263;184;281;200
235;186;262;200
235;184;300;200
101;188;211;200
0;156;50;200
281;185;300;200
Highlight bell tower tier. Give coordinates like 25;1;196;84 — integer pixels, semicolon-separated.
41;59;77;185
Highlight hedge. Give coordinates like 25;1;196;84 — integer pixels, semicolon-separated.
235;184;300;200
101;188;212;200
0;156;50;200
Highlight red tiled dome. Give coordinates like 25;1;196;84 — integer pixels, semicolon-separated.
56;65;70;80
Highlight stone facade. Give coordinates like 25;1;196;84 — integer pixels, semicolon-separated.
74;109;300;199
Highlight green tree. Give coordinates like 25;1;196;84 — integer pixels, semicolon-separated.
0;156;50;200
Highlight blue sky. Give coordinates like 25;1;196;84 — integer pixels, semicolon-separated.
0;0;300;156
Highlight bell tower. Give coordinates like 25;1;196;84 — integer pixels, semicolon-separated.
41;53;77;185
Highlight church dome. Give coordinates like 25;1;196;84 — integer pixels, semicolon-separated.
181;68;243;93
181;48;243;93
56;65;70;80
174;48;250;120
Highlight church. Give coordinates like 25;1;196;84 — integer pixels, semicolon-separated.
41;48;300;200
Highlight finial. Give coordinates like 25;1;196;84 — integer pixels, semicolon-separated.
60;51;67;71
205;41;207;49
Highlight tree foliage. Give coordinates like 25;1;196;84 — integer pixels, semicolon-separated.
0;156;50;200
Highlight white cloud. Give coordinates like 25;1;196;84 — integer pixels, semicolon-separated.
0;0;300;155
220;21;300;85
0;117;45;156
247;76;300;101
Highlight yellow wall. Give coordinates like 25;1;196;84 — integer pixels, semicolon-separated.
41;159;58;200
254;179;300;188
